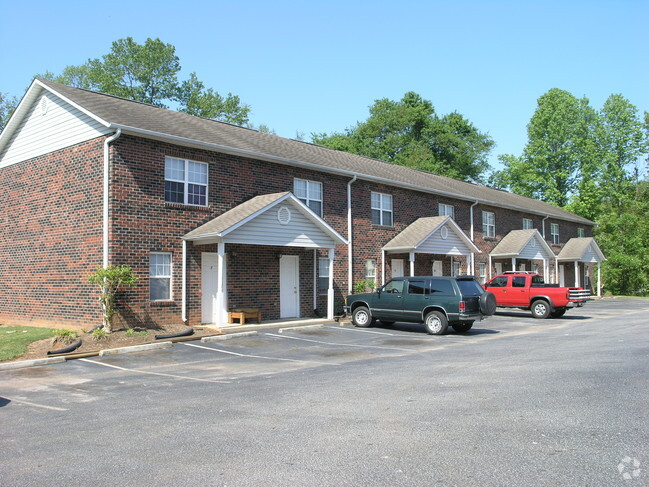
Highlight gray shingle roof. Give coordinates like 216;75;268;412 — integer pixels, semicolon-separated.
490;229;538;256
36;79;593;225
383;216;480;253
557;237;606;261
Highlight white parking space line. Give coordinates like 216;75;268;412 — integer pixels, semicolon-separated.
264;332;412;351
182;343;335;364
1;397;69;411
79;359;230;383
324;326;398;336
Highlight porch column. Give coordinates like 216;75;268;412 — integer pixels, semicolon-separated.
511;257;516;272
555;257;559;284
409;251;415;276
216;242;226;325
574;261;580;287
470;252;475;276
381;249;386;285
597;261;602;297
327;248;335;320
542;257;548;280
488;254;492;280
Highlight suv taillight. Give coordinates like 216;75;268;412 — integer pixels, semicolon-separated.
459;301;466;312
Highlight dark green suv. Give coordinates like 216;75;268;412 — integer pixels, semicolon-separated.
344;276;496;335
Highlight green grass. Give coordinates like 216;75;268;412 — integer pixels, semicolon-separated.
0;326;60;362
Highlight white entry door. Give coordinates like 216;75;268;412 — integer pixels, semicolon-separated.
280;255;300;318
392;259;404;278
432;260;443;276
201;252;218;323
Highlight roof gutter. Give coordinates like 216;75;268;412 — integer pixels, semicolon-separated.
103;128;122;267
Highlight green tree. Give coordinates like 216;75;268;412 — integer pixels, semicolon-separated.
312;92;494;183
41;37;250;124
0;92;19;133
87;265;138;333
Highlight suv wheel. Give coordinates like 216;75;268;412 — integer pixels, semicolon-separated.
452;321;473;333
531;299;551;319
424;310;448;335
352;306;373;327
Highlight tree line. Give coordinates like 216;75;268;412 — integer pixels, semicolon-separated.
1;38;647;295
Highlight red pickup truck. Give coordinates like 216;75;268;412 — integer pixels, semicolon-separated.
484;272;590;319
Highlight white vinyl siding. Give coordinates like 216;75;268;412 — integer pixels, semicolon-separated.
550;223;560;244
482;211;496;238
294;179;323;216
439;203;454;219
371;192;393;226
0;92;110;168
150;252;172;301
417;228;470;256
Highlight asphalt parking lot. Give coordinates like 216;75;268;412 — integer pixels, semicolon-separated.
1;297;648;486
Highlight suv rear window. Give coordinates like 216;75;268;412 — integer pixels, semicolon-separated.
430;279;454;295
456;279;484;296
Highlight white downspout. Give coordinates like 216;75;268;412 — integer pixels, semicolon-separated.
470;200;478;275
542;215;549;239
347;175;357;294
182;239;187;323
103;128;122;268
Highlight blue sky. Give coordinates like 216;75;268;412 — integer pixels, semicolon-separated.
1;0;647;170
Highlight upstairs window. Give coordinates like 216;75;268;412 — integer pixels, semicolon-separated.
550;223;560;244
371;192;393;226
482;211;495;238
439;203;455;219
165;157;208;206
294;179;323;216
523;218;533;230
578;228;585;238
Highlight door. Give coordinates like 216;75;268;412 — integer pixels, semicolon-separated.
392;259;404;278
372;279;405;321
280;255;300;318
201;252;218;323
432;260;443;276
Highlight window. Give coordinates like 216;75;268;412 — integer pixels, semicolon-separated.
439;203;454;219
408;280;429;295
382;280;405;294
165;157;208;206
482;211;495;238
452;261;461;276
150;252;172;301
294;179;323;216
430;279;454;295
478;263;487;284
578;228;585;238
318;257;330;295
512;276;526;288
523;218;533;230
487;275;508;288
365;259;377;283
371;192;393;226
550;223;560;244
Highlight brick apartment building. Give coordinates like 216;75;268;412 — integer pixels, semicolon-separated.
0;79;605;329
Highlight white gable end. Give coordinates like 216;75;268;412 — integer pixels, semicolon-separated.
0;91;111;168
418;227;472;256
519;236;552;260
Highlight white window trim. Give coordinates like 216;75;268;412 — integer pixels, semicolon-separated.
365;259;377;281
439;203;455;219
482;211;495;238
165;156;209;207
318;257;330;295
523;218;533;230
150;252;173;301
294;178;323;216
371;192;393;227
550;223;560;244
578;228;585;238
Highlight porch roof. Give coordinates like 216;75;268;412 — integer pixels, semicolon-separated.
382;216;480;255
490;229;555;259
183;192;348;248
557;237;606;262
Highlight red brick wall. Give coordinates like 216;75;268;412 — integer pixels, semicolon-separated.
0;138;105;328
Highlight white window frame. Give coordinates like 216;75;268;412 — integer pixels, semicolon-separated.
294;178;323;216
150;252;172;301
371;192;393;226
578;228;585;238
439;203;455;219
478;262;487;284
318;257;330;295
523;218;533;230
452;260;462;277
550;223;560;245
165;156;208;207
482;211;495;238
365;259;377;283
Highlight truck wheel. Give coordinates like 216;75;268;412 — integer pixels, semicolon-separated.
531;300;551;319
352;306;373;327
550;308;566;318
424;311;448;335
452;321;474;333
480;292;497;316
